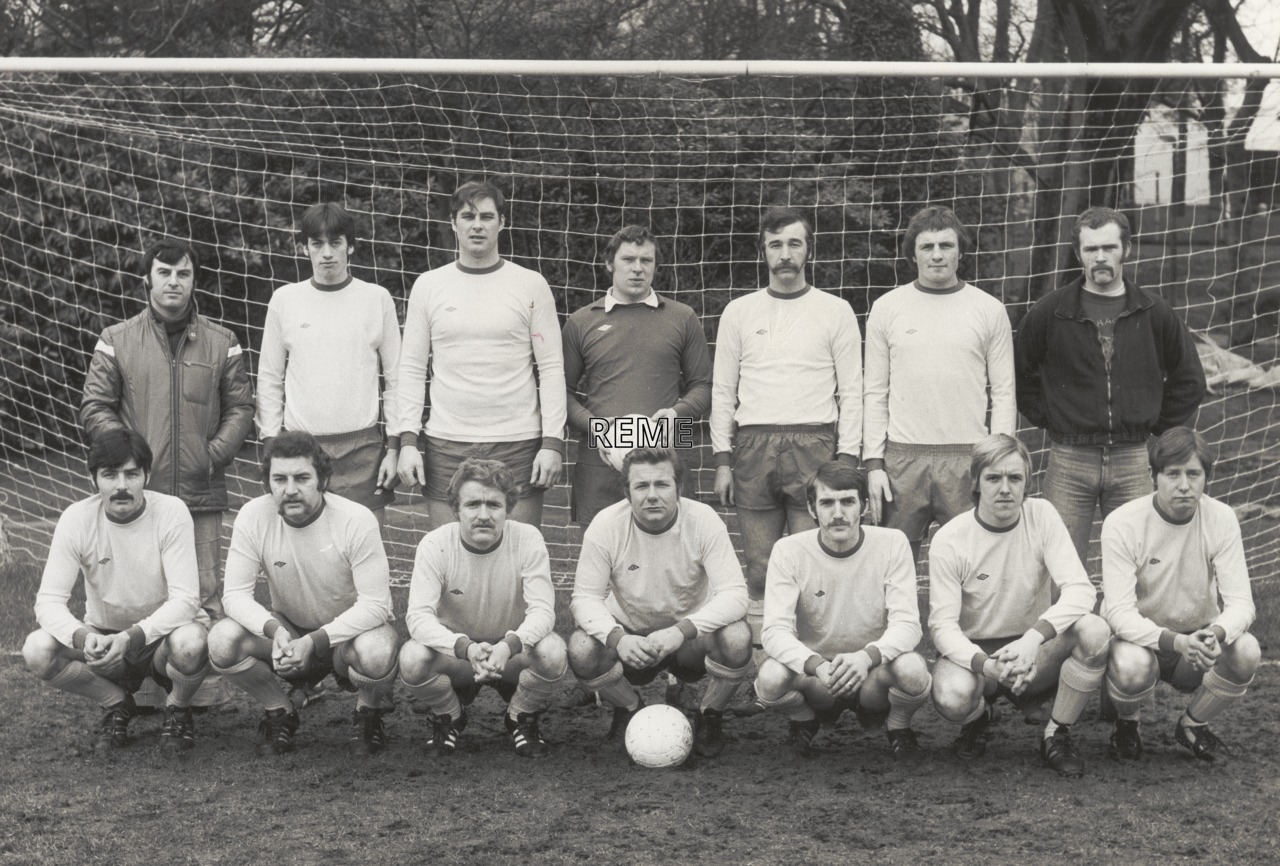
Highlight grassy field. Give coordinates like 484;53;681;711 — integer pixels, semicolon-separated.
2;555;1279;866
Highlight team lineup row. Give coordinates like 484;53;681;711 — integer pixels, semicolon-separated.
23;179;1241;771
24;423;1256;772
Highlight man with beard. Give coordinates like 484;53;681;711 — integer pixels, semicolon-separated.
710;207;862;685
1015;207;1206;567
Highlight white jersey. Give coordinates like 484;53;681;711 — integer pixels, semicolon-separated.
35;491;204;650
1101;493;1254;650
256;276;401;438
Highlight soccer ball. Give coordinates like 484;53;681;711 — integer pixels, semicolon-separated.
624;704;693;768
598;413;651;472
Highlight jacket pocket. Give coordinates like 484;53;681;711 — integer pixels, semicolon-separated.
181;360;215;406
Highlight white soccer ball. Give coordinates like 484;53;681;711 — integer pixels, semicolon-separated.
598;413;651;473
624;704;693;768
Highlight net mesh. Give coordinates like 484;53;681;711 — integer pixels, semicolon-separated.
1;68;1277;585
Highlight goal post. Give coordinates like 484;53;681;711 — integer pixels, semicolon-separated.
1;59;1278;584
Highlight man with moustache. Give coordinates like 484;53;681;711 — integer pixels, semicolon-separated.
208;431;400;756
754;461;930;762
23;429;210;752
399;459;566;757
1015;207;1206;566
257;202;403;519
562;224;712;526
1101;427;1259;763
569;448;751;758
863;206;1015;561
710;206;862;680
929;434;1111;777
396;180;567;529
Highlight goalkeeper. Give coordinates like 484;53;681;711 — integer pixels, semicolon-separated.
562;224;711;527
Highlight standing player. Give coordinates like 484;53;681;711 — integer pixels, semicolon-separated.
81;237;254;621
755;461;930;761
1015;207;1206;566
562;224;712;526
1101;427;1259;762
23;430;210;751
930;434;1111;776
399;459;567;757
256;202;402;518
569;448;751;758
396;180;567;529
710;206;862;673
208;432;400;756
863;206;1015;560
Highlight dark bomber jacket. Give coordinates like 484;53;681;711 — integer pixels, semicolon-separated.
1013;277;1206;446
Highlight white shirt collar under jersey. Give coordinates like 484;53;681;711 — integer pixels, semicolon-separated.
604;289;659;312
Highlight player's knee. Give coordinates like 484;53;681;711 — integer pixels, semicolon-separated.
22;630;60;679
1221;632;1262;681
889;652;931;694
165;623;209;671
397;639;438;682
205;618;249;668
1106;640;1156;693
753;658;794;701
931;668;980;722
567;628;611;678
1070;613;1112;663
709;620;752;667
529;632;569;679
350;625;401;678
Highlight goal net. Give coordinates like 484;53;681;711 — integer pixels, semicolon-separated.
2;61;1278;586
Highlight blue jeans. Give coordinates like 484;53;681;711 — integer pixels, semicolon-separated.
1042;442;1152;569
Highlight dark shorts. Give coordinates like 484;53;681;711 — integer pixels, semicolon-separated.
93;629;173;695
616;624;707;686
272;611;354;692
1153;625;1212;693
423;436;541;502
974;636;1056;707
881;442;973;542
310;425;394;511
732;424;836;511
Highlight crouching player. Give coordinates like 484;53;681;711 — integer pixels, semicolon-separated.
1101;427;1259;762
755;461;931;762
399;459;566;757
24;430;209;752
209;432;399;756
930;434;1111;776
569;448;751;758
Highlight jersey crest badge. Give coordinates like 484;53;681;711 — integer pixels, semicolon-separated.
274;561;286;568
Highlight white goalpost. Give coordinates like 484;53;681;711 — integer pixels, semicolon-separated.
1;59;1278;585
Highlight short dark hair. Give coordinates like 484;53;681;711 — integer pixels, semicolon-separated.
805;461;868;511
1149;426;1214;482
603;224;661;270
1071;206;1131;253
970;434;1032;504
621;447;684;489
451;180;506;219
88;428;153;478
900;206;973;260
447;458;520;513
757;207;814;255
262;431;333;492
298;202;356;245
143;239;200;287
